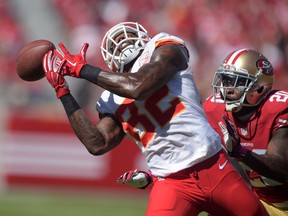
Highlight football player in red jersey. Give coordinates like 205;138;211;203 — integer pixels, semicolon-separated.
42;22;268;216
119;49;287;216
204;48;288;216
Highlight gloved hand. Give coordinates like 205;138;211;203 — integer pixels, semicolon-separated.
221;115;247;159
117;169;152;189
42;50;70;98
54;42;89;78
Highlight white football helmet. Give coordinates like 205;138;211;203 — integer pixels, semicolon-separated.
101;22;151;73
212;48;274;112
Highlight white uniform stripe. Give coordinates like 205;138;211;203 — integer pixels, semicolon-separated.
226;48;247;64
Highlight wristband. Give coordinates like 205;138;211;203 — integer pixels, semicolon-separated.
60;94;81;116
80;64;101;84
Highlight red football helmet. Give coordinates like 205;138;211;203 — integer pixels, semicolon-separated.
101;22;151;73
212;48;274;112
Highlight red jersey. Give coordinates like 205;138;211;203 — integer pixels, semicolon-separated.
203;90;288;209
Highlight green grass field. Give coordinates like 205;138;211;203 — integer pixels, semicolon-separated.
0;189;148;216
0;188;207;216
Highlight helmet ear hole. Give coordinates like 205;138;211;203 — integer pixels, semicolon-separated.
257;86;264;93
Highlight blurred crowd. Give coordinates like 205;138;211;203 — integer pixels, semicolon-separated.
1;0;288;117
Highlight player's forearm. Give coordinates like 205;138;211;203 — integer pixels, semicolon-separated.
80;64;164;100
242;151;288;183
80;64;143;99
60;94;106;155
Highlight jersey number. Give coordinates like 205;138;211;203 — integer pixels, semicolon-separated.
269;91;288;103
115;86;185;147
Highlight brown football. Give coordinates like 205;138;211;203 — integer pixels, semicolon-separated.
16;39;55;81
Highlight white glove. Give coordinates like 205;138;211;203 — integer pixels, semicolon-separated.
117;169;152;189
219;115;247;159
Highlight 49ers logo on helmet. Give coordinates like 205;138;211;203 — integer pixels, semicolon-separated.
257;59;273;76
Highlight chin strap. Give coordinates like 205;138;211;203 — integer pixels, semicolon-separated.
119;45;144;73
226;103;241;112
225;93;246;112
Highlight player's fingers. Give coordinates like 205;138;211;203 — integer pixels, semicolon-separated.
123;171;131;182
116;175;124;184
218;122;228;135
222;115;229;125
57;59;67;73
80;43;89;57
58;42;69;55
225;118;234;131
125;169;139;182
48;51;54;71
42;53;49;73
227;122;236;136
43;51;53;72
54;49;64;60
51;53;59;71
222;115;235;134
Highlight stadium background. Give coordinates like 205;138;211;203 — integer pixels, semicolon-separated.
0;0;288;215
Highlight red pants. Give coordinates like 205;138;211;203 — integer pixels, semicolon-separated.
146;150;268;216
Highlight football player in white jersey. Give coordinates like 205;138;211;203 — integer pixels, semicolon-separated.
42;22;268;216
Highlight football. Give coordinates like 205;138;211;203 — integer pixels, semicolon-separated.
16;39;55;81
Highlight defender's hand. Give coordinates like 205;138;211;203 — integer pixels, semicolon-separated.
54;42;89;77
221;115;247;159
42;50;70;98
117;169;152;189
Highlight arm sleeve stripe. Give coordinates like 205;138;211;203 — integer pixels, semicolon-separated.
155;39;189;58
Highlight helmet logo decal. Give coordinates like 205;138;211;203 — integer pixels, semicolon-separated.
257;59;273;76
240;127;248;136
223;64;234;70
139;50;150;66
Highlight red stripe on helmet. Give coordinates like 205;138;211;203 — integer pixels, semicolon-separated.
224;53;234;64
226;49;248;64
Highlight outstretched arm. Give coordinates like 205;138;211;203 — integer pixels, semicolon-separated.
60;94;125;155
42;52;125;155
55;42;188;100
80;44;188;100
223;115;288;183
242;128;288;183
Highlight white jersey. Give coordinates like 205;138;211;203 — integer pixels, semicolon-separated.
97;32;222;177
